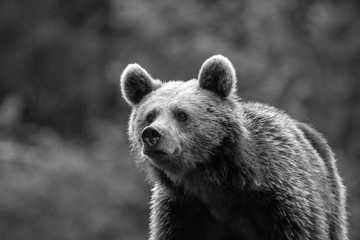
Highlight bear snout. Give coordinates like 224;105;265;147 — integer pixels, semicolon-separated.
141;127;175;163
142;126;162;148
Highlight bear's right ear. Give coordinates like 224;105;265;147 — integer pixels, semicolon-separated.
120;64;161;106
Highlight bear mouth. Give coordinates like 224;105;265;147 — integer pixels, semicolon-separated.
144;149;182;174
144;150;169;160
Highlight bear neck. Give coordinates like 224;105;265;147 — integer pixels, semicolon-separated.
150;131;261;222
151;117;260;198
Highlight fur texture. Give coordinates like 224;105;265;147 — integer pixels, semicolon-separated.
120;55;348;240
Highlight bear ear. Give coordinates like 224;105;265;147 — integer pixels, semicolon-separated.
198;55;237;98
120;64;162;106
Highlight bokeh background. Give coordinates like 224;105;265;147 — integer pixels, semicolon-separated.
0;0;359;239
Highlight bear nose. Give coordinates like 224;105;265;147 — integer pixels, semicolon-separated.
141;127;161;147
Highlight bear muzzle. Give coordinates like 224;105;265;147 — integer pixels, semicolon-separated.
142;126;162;147
142;126;169;160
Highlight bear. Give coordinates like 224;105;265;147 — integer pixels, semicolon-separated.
120;55;348;240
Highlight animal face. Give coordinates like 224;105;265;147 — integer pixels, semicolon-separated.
121;55;238;181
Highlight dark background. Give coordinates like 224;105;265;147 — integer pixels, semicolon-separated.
0;0;359;239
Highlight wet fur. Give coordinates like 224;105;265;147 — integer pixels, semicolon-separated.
120;55;348;240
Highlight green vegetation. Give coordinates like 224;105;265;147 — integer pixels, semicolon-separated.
0;0;359;239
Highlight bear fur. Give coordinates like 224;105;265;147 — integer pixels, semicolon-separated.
120;55;348;240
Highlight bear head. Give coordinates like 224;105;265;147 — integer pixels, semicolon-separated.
120;55;242;184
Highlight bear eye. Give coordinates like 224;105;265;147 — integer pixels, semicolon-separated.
174;110;188;122
146;112;156;123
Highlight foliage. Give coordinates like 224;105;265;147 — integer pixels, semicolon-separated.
0;122;149;240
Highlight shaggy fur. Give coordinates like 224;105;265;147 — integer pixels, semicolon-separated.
120;55;348;240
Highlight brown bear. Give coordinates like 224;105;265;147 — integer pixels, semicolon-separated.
120;55;348;240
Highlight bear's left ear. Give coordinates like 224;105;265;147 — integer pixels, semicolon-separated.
198;55;237;98
120;64;162;106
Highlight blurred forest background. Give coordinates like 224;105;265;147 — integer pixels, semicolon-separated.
0;0;359;239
